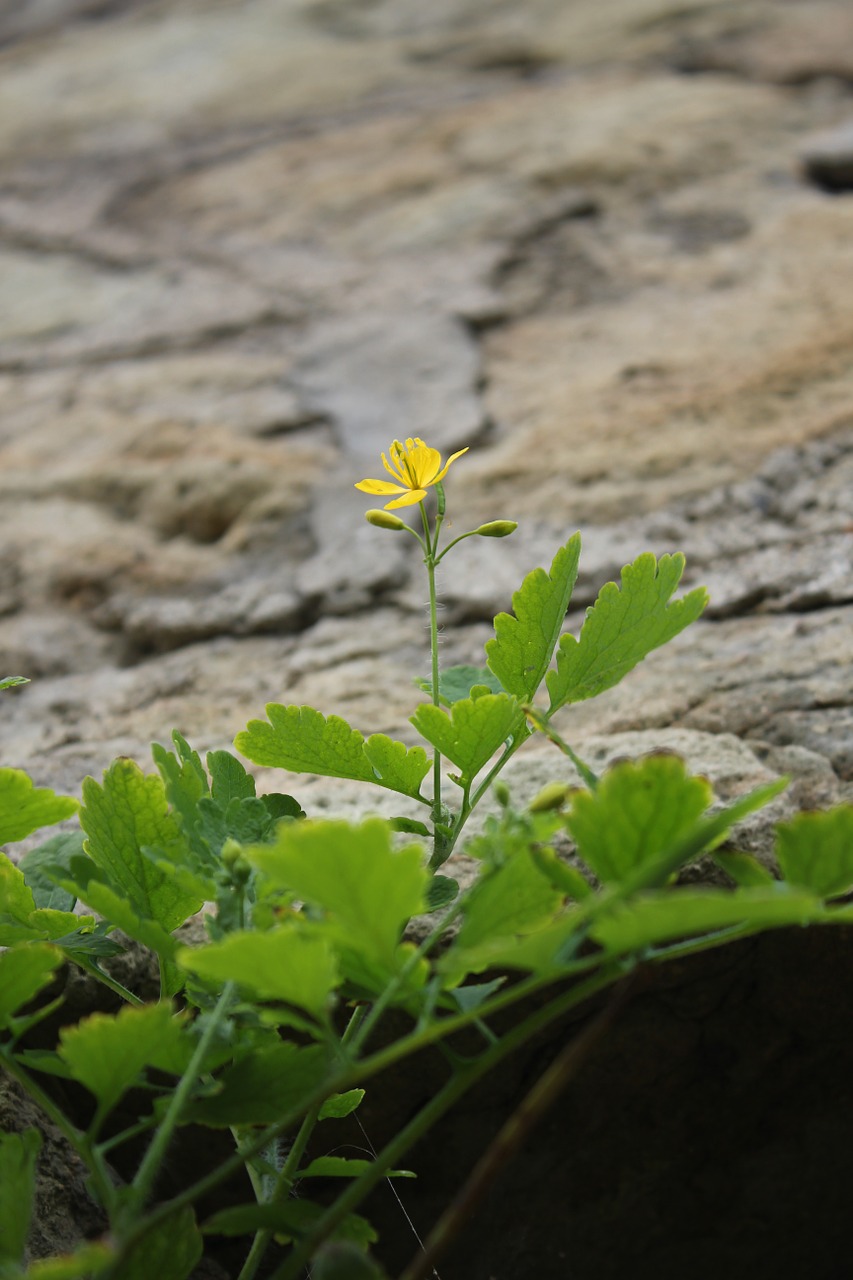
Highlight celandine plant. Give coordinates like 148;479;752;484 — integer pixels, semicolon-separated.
1;439;852;1280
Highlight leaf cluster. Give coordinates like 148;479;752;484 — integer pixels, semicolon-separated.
0;530;850;1280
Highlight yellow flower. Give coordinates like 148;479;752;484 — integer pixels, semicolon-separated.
355;437;469;509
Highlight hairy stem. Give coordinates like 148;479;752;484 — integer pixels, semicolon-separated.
422;502;443;841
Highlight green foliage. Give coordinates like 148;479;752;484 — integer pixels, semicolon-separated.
0;676;28;691
0;1130;40;1267
546;552;708;712
411;690;523;786
80;759;203;933
775;805;853;897
4;502;850;1280
564;754;713;884
0;943;62;1026
178;929;338;1023
58;1002;188;1117
485;532;581;699
415;664;504;705
590;884;823;954
236;704;430;800
249;818;428;994
0;768;77;845
114;1208;202;1280
179;1042;329;1126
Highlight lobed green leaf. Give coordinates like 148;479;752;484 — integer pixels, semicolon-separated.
590;885;824;955
775;805;853;899
415;664;504;706
178;928;339;1023
57;1002;188;1116
486;532;582;700
202;1200;377;1249
0;769;78;846
546;552;708;712
80;760;203;933
236;705;430;800
565;754;713;885
180;1042;329;1127
249;818;427;992
111;1207;201;1280
410;691;523;785
0;944;63;1026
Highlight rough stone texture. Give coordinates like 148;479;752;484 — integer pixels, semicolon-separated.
0;0;851;1276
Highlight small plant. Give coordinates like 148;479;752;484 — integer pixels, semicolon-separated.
1;440;851;1280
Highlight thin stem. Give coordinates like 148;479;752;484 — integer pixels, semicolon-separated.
117;981;237;1227
269;964;627;1280
73;957;145;1007
421;501;443;837
236;1005;369;1280
444;730;529;859
399;972;639;1280
348;900;466;1059
108;959;606;1255
524;706;599;790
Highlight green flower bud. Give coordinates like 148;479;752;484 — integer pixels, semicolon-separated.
528;781;571;813
474;520;518;538
493;781;511;809
365;508;407;531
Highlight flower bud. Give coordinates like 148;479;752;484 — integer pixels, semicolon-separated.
528;781;571;813
474;521;518;539
365;508;407;531
493;781;511;809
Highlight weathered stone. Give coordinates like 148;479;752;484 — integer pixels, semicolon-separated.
802;118;853;192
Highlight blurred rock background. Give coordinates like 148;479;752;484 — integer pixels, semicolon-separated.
0;0;850;819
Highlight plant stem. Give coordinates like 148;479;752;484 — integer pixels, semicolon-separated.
268;964;627;1280
444;728;529;858
348;901;465;1059
236;1005;369;1280
116;980;237;1229
399;972;639;1280
74;957;145;1007
109;960;605;1250
421;501;443;840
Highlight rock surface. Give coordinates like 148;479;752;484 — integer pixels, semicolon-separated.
0;0;852;1276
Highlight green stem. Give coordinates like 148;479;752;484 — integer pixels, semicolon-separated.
237;1006;369;1280
73;957;145;1007
107;960;605;1254
269;964;626;1280
116;981;237;1229
348;900;466;1059
399;972;638;1280
524;706;599;790
444;729;529;858
421;501;443;842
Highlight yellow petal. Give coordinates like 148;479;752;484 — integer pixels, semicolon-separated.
381;451;408;485
432;446;469;485
355;478;407;495
385;489;427;509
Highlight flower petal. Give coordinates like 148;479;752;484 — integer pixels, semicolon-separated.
382;451;408;485
355;478;407;495
408;445;443;487
432;446;470;485
385;489;427;509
